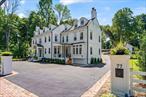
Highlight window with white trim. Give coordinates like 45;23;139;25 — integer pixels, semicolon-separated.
76;45;78;54
90;47;92;55
79;45;82;54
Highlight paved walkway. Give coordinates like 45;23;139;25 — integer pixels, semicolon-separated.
5;61;110;97
0;78;38;97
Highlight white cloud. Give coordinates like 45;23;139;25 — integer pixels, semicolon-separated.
20;0;25;5
133;7;146;15
17;13;26;18
60;0;93;5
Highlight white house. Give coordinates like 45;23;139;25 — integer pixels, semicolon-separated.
31;8;102;64
126;43;134;53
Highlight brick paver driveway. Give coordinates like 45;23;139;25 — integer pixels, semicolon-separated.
5;61;110;97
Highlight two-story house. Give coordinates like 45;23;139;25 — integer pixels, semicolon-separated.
31;8;102;65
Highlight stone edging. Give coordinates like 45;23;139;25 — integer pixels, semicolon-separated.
81;71;111;97
0;78;38;97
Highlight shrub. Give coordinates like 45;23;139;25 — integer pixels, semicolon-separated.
1;51;12;56
101;93;116;97
110;42;129;55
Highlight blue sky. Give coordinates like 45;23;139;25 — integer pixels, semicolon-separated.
17;0;146;25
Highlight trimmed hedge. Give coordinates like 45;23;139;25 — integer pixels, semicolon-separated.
1;51;12;56
41;58;65;64
90;57;102;64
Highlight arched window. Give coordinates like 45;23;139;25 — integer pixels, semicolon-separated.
81;20;84;25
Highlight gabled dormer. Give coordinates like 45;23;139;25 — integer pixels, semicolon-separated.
80;17;88;26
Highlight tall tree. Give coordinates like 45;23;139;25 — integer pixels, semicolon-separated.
112;8;135;45
54;3;71;24
38;0;57;25
2;0;20;50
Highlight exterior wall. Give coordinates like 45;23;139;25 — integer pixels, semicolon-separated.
87;19;102;64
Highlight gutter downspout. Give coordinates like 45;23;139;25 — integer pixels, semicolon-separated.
87;26;89;64
51;31;53;60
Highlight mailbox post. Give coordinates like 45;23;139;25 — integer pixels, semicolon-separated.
110;55;130;97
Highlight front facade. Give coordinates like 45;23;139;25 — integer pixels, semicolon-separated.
31;8;102;64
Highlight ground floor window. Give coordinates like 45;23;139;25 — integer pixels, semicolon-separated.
76;45;78;54
54;47;57;54
73;45;82;55
99;48;100;55
79;45;82;54
48;48;50;54
90;47;92;55
45;48;47;54
73;46;75;54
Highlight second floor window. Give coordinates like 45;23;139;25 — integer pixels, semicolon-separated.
48;36;51;42
62;37;64;42
55;35;58;42
39;38;42;44
74;34;77;41
45;37;47;43
99;36;100;42
80;32;83;40
66;36;68;42
90;32;92;40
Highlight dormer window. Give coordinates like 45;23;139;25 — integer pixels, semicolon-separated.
81;20;84;25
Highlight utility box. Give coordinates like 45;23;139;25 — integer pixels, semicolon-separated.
0;56;12;75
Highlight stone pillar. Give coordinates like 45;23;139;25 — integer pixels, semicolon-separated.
1;56;12;75
110;55;130;97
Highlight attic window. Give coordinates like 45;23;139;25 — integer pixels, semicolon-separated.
75;24;78;28
81;20;84;25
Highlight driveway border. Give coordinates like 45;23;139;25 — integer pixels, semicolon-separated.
81;70;111;97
